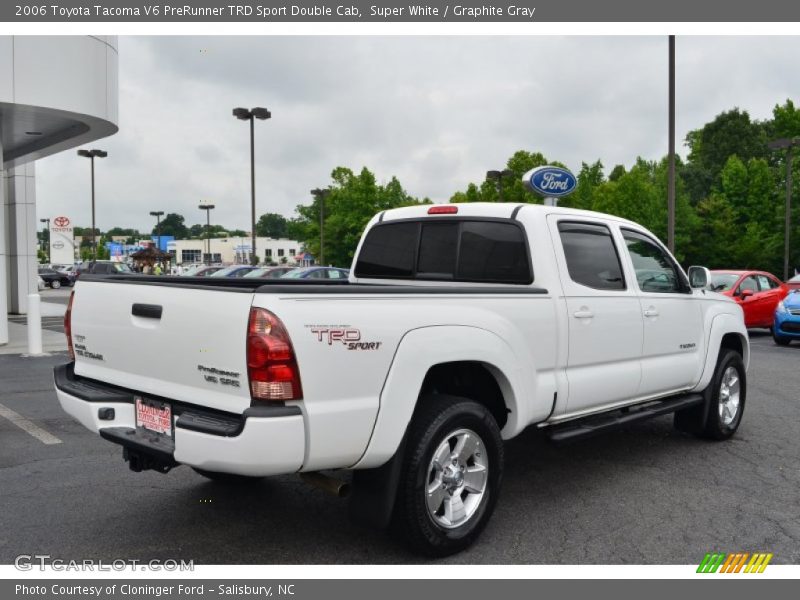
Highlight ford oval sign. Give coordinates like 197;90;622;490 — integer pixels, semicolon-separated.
524;166;577;198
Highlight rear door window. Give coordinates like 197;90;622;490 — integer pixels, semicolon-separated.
557;222;625;290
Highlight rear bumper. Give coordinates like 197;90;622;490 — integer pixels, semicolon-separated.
54;363;306;477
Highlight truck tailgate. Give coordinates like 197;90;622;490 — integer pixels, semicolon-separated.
70;280;254;414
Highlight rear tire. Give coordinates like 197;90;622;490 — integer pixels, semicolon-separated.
675;349;746;440
192;467;264;484
50;280;61;289
391;394;503;557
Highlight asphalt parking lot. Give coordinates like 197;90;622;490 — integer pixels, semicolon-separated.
1;331;798;565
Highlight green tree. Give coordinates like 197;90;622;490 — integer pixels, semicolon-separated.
106;227;140;238
152;213;188;239
292;166;424;266
771;99;800;138
256;213;288;238
568;160;604;210
682;108;769;204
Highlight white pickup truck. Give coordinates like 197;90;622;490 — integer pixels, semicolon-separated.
55;203;749;556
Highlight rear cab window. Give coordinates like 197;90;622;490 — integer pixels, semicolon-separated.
354;219;532;284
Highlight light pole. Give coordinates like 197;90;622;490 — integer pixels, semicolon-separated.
310;188;330;266
40;218;50;263
667;34;676;253
77;149;107;260
233;106;271;265
149;211;164;253
198;203;215;265
768;137;799;280
486;169;514;203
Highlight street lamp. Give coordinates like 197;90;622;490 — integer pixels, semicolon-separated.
77;149;107;259
768;136;800;280
667;34;676;253
486;169;514;203
198;203;215;266
40;218;50;263
149;211;164;253
233;106;271;265
310;188;330;266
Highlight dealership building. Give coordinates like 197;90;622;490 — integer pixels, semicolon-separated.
169;237;306;266
0;36;118;345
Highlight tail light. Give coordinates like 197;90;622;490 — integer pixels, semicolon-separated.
246;307;303;402
64;291;75;360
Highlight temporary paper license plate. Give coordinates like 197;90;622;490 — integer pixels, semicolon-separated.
135;396;173;436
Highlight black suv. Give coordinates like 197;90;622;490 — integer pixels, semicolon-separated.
75;261;136;278
38;267;74;289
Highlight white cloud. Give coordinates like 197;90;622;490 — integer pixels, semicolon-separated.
34;35;800;233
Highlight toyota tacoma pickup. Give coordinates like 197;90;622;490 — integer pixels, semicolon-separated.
55;203;749;556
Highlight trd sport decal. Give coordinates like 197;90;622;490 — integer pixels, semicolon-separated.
309;327;382;350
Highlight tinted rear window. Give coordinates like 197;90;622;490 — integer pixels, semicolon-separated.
558;222;625;290
356;222;418;278
355;219;532;284
458;222;530;283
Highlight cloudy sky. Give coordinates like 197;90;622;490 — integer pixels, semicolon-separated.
36;35;800;233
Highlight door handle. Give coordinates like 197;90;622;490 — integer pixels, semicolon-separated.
643;307;659;318
132;303;163;319
573;309;594;319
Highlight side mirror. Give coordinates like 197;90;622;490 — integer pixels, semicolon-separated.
740;289;755;299
688;265;711;289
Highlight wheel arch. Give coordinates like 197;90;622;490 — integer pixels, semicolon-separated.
352;325;526;471
692;312;749;394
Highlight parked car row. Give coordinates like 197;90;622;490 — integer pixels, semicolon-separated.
179;265;350;280
704;268;800;346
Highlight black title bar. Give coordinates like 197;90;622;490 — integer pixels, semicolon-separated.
5;0;800;22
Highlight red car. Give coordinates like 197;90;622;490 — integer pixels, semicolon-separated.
710;270;788;329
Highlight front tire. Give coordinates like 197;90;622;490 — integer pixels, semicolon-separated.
391;394;503;557
773;331;791;346
703;350;746;439
675;349;746;440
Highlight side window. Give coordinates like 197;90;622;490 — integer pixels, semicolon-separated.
557;222;625;290
738;276;758;294
621;229;684;293
756;275;773;291
326;269;344;279
354;222;418;279
309;270;326;279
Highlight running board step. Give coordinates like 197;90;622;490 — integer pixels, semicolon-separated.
545;394;704;445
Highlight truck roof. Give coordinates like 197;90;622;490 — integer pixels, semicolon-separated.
379;202;643;229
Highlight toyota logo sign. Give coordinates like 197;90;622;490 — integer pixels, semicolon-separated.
54;216;70;227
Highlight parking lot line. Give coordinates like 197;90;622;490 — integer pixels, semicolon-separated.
0;402;62;445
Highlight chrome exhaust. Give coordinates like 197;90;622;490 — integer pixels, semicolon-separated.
299;471;351;498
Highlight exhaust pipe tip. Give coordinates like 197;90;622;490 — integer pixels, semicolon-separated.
300;471;351;498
